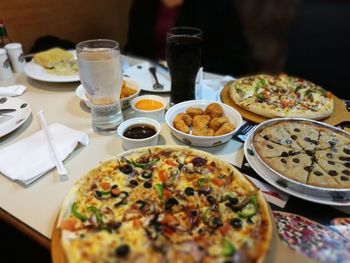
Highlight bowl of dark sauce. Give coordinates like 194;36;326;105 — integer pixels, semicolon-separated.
117;117;161;150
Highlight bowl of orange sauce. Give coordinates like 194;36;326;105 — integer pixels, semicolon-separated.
131;95;167;122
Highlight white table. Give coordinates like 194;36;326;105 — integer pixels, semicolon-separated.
0;57;244;248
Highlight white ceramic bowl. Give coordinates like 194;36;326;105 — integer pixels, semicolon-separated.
131;95;167;122
165;100;243;147
117;117;161;150
75;78;141;109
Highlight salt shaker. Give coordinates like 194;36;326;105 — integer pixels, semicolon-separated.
4;42;26;73
0;48;13;79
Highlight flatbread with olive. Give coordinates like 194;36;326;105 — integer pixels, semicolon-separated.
57;146;272;263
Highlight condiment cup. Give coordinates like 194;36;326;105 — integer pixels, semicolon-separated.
117;117;161;150
131;95;166;122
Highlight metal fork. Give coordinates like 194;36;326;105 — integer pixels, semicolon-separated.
149;67;164;90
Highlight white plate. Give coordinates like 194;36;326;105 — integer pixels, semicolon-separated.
244;131;350;206
0;97;31;137
24;50;79;83
123;62;170;93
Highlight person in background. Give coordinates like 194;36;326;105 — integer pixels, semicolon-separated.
125;0;250;77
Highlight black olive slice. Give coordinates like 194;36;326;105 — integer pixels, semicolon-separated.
184;187;195;196
230;218;243;229
342;170;350;176
115;244;130;257
119;164;132;174
208;217;223;229
341;176;349;181
292;158;300;163
344;148;350;155
328;170;338;176
291;135;298;140
294;128;301;132
281;151;288;157
143;181;152;189
314;171;323;176
266;144;274;149
327;161;335;165
280;158;287;164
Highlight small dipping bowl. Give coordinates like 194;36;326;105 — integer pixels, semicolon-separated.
117;117;161;150
131;95;166;122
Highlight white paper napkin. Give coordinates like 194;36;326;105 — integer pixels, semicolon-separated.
0;123;89;184
196;68;234;101
123;62;170;91
0;85;27;96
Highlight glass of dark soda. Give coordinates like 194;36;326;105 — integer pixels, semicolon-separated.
166;27;202;105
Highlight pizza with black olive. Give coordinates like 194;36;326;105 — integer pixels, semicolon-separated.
253;120;350;189
57;146;272;263
229;74;334;120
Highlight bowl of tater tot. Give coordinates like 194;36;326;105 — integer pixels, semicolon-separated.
76;78;141;109
165;100;242;147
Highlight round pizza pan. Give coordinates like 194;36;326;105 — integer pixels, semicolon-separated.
250;118;350;200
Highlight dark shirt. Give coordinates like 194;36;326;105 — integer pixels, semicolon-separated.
125;0;250;77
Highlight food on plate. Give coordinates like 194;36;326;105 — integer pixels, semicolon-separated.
33;48;78;76
123;124;157;139
57;146;272;263
215;122;236;136
204;102;224;119
134;99;163;111
173;103;235;136
229;74;334;120
209;116;229;131
120;80;137;99
173;113;192;134
253;120;350;189
186;107;204;117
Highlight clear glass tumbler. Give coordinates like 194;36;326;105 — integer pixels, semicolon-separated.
76;39;124;133
166;27;202;106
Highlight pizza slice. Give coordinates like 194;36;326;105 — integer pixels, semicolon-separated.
316;158;350;188
306;162;339;188
262;153;313;184
282;121;320;152
315;145;350;166
317;129;350;150
257;123;302;150
253;134;301;158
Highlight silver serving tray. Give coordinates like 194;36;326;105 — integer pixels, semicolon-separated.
250;118;350;200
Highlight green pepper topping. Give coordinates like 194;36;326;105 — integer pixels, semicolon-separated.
256;93;266;102
250;195;258;208
238;203;257;218
88;206;104;225
127;158;159;169
71;202;88;222
201;207;210;221
154;183;164;201
222;239;236;257
197;177;210;188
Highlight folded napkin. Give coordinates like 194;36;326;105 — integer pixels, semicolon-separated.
123;61;170;91
0;123;89;185
196;68;234;101
0;85;27;96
